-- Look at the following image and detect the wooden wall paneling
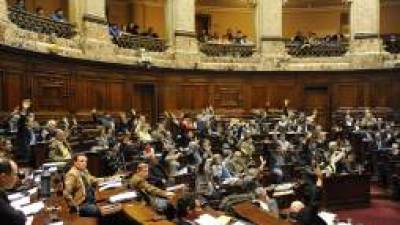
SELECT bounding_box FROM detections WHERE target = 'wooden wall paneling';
[74,77,90,111]
[250,85,268,109]
[332,83,361,109]
[180,84,209,110]
[268,82,297,109]
[0,46,400,123]
[370,78,392,107]
[0,70,4,111]
[107,81,125,112]
[132,83,157,124]
[4,71,22,111]
[392,80,400,110]
[304,86,330,128]
[88,79,107,111]
[213,84,243,109]
[31,73,70,112]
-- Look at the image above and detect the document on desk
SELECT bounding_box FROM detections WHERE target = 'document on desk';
[11,196,31,208]
[109,191,137,203]
[216,215,232,225]
[166,184,185,192]
[27,187,38,196]
[195,214,228,225]
[175,167,188,176]
[318,211,337,225]
[20,201,45,215]
[8,192,25,201]
[98,180,123,192]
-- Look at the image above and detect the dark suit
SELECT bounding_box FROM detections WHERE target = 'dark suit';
[295,205,327,225]
[0,189,26,225]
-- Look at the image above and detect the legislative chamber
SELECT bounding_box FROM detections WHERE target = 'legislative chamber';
[0,0,400,225]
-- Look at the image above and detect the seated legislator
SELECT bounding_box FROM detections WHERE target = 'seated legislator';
[175,194,203,225]
[49,129,72,162]
[130,163,175,212]
[253,187,279,217]
[63,153,120,217]
[0,158,26,225]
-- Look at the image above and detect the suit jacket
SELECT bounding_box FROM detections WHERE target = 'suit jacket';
[130,174,168,198]
[63,167,99,207]
[0,189,26,225]
[295,205,327,225]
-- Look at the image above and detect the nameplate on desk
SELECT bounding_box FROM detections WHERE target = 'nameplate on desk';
[109,191,137,203]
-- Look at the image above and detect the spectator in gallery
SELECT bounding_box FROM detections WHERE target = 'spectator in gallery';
[50,8,66,23]
[35,7,45,17]
[108,24,121,38]
[126,23,140,35]
[142,27,159,38]
[292,31,306,45]
[14,0,26,10]
[198,29,210,43]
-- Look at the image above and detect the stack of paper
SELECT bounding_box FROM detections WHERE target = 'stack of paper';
[216,215,232,225]
[195,214,222,225]
[8,192,25,201]
[195,214,232,225]
[176,167,188,176]
[20,201,45,215]
[109,191,137,203]
[11,196,31,209]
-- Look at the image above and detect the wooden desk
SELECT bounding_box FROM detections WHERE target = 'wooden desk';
[123,203,175,225]
[233,201,294,225]
[32,195,98,225]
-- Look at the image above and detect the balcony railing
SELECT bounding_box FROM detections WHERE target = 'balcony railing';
[286,41,349,57]
[8,7,76,39]
[199,42,255,57]
[113,33,167,52]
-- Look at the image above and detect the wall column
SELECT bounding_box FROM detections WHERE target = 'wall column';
[80,0,114,59]
[68,0,85,31]
[255,0,286,58]
[0,0,7,23]
[166,0,198,67]
[349,0,382,55]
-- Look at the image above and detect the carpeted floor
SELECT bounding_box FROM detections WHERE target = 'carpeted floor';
[335,186,400,225]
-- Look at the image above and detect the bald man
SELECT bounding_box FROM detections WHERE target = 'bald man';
[0,158,26,225]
